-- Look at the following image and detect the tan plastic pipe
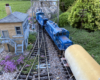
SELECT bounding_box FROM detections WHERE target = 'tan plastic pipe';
[65,44,100,80]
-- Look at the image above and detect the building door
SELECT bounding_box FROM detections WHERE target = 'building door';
[2,31,9,38]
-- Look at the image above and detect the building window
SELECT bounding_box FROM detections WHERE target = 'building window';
[15,27,21,34]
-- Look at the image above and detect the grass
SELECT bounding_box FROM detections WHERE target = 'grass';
[27,44,33,51]
[0,1,31,19]
[28,33,36,44]
[62,24,100,64]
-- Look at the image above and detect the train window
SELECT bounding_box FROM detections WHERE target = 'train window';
[59,33,62,36]
[44,20,47,24]
[63,33,66,35]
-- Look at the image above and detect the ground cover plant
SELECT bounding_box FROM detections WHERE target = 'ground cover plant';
[27,44,33,51]
[0,53,38,72]
[0,54,25,72]
[22,58,38,74]
[0,1,31,19]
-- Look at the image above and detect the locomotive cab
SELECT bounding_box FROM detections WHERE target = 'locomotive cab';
[36,11,48,28]
[57,31,73,50]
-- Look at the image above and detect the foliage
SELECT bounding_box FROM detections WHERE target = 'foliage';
[27,45,33,51]
[67,0,77,13]
[63,24,100,64]
[0,1,31,19]
[59,11,70,27]
[28,34,36,44]
[28,17,33,24]
[0,55,25,72]
[22,58,35,74]
[4,61,17,72]
[16,55,24,64]
[58,1,77,27]
[59,0,75,12]
[68,0,100,31]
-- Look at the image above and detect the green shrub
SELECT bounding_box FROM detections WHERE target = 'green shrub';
[58,1,77,27]
[67,0,77,13]
[68,0,100,31]
[28,34,36,44]
[29,32,37,36]
[59,11,70,27]
[59,0,75,12]
[27,45,33,51]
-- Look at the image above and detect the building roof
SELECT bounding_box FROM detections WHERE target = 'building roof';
[0,12,28,23]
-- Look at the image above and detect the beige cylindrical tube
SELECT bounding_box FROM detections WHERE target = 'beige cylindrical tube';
[65,44,100,80]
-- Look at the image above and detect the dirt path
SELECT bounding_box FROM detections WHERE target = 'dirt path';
[27,6,32,15]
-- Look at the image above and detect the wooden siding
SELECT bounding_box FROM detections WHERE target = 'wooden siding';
[4,44,9,51]
[0,22,23,38]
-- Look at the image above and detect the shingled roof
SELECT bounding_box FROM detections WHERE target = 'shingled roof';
[0,12,28,23]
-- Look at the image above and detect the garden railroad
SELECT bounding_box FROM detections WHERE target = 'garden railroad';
[14,24,52,80]
[35,1,100,79]
[45,31,75,80]
[32,1,75,80]
[0,0,100,80]
[35,24,52,80]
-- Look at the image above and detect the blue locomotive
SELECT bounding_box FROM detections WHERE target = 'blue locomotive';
[36,9,48,28]
[36,9,73,50]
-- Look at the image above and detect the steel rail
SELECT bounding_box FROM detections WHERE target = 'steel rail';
[38,26,45,80]
[43,30,50,80]
[38,25,41,80]
[16,24,43,80]
[15,37,38,80]
[25,24,41,80]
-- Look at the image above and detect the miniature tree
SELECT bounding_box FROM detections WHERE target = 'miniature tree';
[68,0,100,31]
[59,0,75,12]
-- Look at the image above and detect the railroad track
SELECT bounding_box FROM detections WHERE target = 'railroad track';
[14,24,52,80]
[35,24,53,80]
[45,31,76,80]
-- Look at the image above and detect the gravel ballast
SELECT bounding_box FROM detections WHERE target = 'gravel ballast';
[46,34,67,80]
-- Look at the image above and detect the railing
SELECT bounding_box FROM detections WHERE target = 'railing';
[22,40,24,54]
[0,38,9,43]
[9,39,16,47]
[0,37,17,54]
[15,43,17,54]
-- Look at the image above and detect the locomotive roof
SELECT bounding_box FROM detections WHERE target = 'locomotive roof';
[59,36,72,43]
[36,11,44,15]
[47,20,69,35]
[39,15,48,19]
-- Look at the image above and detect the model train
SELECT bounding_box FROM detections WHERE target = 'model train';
[36,9,73,51]
[36,9,100,80]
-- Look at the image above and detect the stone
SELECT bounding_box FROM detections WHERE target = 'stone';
[56,76,60,79]
[0,71,3,75]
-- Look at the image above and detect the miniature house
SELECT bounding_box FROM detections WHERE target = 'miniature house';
[0,4,30,54]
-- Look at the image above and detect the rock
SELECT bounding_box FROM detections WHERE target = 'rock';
[0,71,3,75]
[56,76,60,79]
